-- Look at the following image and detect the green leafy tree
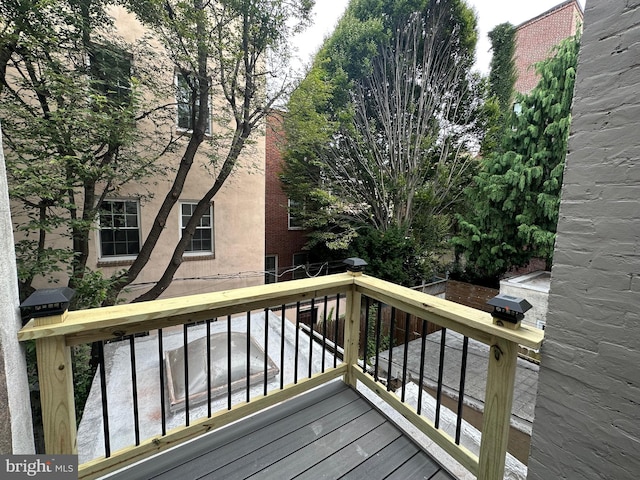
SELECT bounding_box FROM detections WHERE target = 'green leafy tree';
[2,1,313,303]
[347,226,432,285]
[453,34,580,281]
[481,22,516,156]
[281,0,480,279]
[0,0,166,300]
[110,0,313,303]
[488,22,517,114]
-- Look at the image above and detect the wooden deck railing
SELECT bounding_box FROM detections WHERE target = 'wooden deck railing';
[18,271,544,480]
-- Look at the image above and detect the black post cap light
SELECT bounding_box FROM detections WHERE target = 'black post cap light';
[20,287,75,323]
[487,294,532,326]
[343,257,368,273]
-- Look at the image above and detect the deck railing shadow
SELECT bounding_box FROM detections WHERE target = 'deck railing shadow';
[18,271,543,480]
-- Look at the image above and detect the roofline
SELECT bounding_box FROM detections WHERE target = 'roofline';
[516,0,584,30]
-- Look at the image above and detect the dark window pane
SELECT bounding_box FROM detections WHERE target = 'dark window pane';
[100,214,113,228]
[126,214,137,227]
[181,203,213,253]
[176,72,210,133]
[99,200,140,257]
[125,201,137,214]
[102,242,114,256]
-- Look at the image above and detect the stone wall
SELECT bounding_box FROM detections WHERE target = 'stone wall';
[527,2,640,479]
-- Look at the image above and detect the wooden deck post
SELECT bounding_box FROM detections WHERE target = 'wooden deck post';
[477,336,518,480]
[34,310,77,454]
[343,273,362,387]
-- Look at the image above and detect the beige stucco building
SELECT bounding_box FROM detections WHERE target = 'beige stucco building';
[11,6,266,301]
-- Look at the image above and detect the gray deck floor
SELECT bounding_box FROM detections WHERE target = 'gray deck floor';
[107,381,454,480]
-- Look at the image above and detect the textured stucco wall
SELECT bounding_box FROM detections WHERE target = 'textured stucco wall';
[12,7,267,300]
[527,2,640,479]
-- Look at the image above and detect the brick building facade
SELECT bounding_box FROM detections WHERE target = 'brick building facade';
[265,111,308,283]
[514,0,583,94]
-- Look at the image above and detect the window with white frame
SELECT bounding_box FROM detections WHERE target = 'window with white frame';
[99,200,140,258]
[288,199,303,230]
[176,71,210,134]
[265,255,277,284]
[180,202,214,254]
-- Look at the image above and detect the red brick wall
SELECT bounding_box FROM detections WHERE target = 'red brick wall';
[505,257,548,278]
[265,111,307,282]
[514,0,583,94]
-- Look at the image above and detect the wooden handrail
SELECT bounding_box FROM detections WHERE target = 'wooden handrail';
[18,273,355,346]
[19,272,544,480]
[354,275,544,349]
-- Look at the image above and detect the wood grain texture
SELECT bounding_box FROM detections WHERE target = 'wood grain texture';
[355,275,544,349]
[353,369,479,476]
[478,337,518,480]
[35,335,77,454]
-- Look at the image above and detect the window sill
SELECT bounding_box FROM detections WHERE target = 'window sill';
[97,258,136,267]
[182,253,215,262]
[176,127,212,138]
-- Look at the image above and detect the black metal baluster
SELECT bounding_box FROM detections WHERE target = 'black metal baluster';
[246,311,251,403]
[206,319,212,417]
[321,296,328,372]
[435,328,447,429]
[362,297,370,373]
[308,298,315,378]
[294,302,300,384]
[183,324,189,427]
[417,320,428,415]
[401,312,410,402]
[158,329,166,436]
[334,294,340,367]
[129,335,140,446]
[455,336,470,444]
[227,315,232,410]
[264,308,269,396]
[98,341,111,457]
[280,304,286,390]
[386,307,396,391]
[374,301,383,381]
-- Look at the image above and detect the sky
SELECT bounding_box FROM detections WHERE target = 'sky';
[291,0,585,75]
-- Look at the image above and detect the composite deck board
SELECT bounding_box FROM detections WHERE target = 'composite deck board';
[110,381,455,480]
[339,435,421,479]
[205,402,377,479]
[429,471,458,480]
[293,422,402,480]
[148,382,358,479]
[384,450,441,480]
[248,418,392,479]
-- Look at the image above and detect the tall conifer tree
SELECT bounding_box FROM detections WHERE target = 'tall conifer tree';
[453,34,580,280]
